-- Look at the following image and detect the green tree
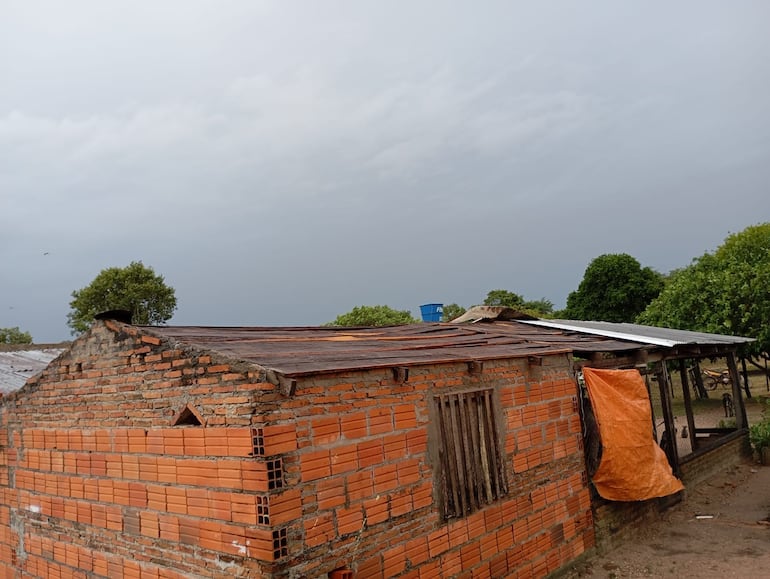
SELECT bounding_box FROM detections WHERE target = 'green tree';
[67,261,177,334]
[441,303,467,322]
[522,298,554,316]
[328,305,418,327]
[563,253,663,322]
[639,223,770,366]
[0,326,33,344]
[483,289,525,308]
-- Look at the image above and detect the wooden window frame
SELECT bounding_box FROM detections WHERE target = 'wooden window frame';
[434,387,507,519]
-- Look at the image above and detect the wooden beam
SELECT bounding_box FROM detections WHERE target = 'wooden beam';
[656,362,681,476]
[467,360,484,375]
[678,359,698,453]
[575,354,649,370]
[726,352,746,430]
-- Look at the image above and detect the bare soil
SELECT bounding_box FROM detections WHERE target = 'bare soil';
[561,458,770,578]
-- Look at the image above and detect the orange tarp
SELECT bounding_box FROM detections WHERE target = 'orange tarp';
[583,367,684,501]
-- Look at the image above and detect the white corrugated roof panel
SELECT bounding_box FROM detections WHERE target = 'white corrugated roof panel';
[0,348,64,395]
[520,319,754,348]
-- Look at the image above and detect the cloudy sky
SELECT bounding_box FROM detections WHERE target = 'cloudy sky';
[2,1,769,343]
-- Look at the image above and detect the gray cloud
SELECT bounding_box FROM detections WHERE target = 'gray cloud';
[2,1,769,341]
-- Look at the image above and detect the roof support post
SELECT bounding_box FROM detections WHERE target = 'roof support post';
[654,362,680,476]
[740,356,752,399]
[690,359,709,400]
[726,352,747,430]
[677,359,698,453]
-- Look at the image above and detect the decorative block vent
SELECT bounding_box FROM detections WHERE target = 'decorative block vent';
[251,428,265,456]
[257,495,269,525]
[172,403,204,426]
[272,528,288,559]
[267,458,283,490]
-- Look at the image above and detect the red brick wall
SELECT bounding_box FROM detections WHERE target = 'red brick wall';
[0,321,594,578]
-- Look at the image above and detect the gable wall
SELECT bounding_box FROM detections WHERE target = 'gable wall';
[0,321,594,578]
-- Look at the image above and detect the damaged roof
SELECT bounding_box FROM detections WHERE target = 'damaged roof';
[10,312,751,388]
[146,321,644,377]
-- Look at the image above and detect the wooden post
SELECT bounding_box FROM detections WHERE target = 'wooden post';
[692,359,708,399]
[656,362,680,475]
[726,352,747,430]
[679,360,698,453]
[644,372,657,441]
[740,357,752,399]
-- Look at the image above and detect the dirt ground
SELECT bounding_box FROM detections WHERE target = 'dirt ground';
[561,458,770,578]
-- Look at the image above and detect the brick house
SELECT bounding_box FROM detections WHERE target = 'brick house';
[0,318,596,578]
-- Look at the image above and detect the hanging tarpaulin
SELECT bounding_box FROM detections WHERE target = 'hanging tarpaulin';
[582,367,684,501]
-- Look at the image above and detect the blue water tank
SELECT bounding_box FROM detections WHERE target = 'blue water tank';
[419,303,444,322]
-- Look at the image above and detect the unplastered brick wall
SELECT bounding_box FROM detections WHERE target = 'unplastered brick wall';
[679,433,749,487]
[0,320,594,578]
[592,428,750,552]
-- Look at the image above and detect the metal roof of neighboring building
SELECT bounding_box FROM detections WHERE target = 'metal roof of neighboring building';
[0,347,65,395]
[519,319,754,348]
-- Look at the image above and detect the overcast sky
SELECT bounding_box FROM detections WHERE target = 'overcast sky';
[2,1,769,343]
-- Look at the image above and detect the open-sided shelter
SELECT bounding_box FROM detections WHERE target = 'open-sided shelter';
[454,307,755,547]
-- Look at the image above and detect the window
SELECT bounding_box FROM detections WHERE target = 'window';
[434,388,507,519]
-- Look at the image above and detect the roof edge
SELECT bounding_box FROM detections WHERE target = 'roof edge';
[520,319,755,348]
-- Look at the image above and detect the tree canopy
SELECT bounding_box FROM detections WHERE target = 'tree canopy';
[327,305,418,327]
[638,223,770,361]
[483,289,525,308]
[521,298,554,316]
[563,253,663,322]
[67,261,177,334]
[441,303,467,322]
[0,327,33,345]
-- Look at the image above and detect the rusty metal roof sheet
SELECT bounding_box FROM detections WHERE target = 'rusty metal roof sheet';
[146,322,643,377]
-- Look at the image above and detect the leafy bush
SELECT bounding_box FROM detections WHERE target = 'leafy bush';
[327,305,417,326]
[0,327,32,344]
[717,418,736,429]
[749,398,770,452]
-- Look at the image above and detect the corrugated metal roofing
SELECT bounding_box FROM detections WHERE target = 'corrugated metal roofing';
[147,322,643,377]
[0,348,64,394]
[520,319,754,348]
[3,319,748,387]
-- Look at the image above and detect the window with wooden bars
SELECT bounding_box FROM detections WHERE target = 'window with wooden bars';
[434,388,507,519]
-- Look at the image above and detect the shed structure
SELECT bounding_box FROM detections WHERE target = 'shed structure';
[0,314,753,577]
[455,309,755,549]
[0,319,596,578]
